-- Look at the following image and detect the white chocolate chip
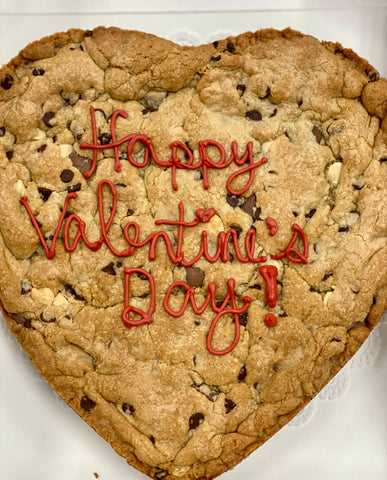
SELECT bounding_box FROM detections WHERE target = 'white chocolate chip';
[14,179,26,196]
[171,466,190,477]
[59,144,73,158]
[327,162,342,185]
[323,291,333,307]
[30,287,54,305]
[208,214,223,232]
[52,292,69,309]
[261,141,273,154]
[33,129,47,141]
[347,211,360,226]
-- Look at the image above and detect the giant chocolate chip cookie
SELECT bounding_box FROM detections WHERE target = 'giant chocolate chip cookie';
[0,27,386,480]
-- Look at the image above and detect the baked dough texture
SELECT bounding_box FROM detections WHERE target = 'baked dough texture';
[0,27,386,479]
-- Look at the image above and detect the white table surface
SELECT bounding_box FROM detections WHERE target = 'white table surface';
[0,2,386,480]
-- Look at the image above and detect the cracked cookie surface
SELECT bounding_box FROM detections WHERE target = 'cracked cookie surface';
[0,27,386,480]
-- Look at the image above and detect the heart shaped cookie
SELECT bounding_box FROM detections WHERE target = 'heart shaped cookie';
[0,27,386,480]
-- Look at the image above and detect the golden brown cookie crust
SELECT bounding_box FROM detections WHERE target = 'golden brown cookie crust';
[0,27,386,480]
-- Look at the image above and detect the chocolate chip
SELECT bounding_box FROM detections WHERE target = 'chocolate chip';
[185,266,204,288]
[212,41,219,48]
[366,70,379,82]
[116,261,122,268]
[63,284,85,301]
[246,110,262,121]
[225,398,236,414]
[230,225,242,239]
[238,365,247,381]
[1,73,14,90]
[279,312,288,318]
[84,30,93,37]
[32,68,45,76]
[210,55,221,62]
[259,87,271,99]
[240,194,256,218]
[305,208,316,218]
[236,84,246,96]
[6,151,13,160]
[322,272,333,281]
[250,283,262,290]
[61,91,81,105]
[60,169,74,183]
[12,313,32,328]
[238,312,248,326]
[40,312,56,323]
[334,47,344,54]
[254,207,262,221]
[37,144,47,153]
[226,194,240,208]
[21,279,32,295]
[192,383,219,402]
[380,157,387,163]
[189,412,205,430]
[269,108,278,118]
[154,468,168,479]
[67,183,81,193]
[216,299,226,308]
[226,42,236,53]
[137,271,148,281]
[312,126,323,144]
[126,209,134,216]
[93,109,107,122]
[80,395,96,411]
[43,111,55,128]
[102,262,116,276]
[291,209,299,218]
[122,403,135,414]
[297,99,303,107]
[38,187,53,202]
[98,132,112,145]
[339,226,349,233]
[69,151,93,175]
[0,127,5,137]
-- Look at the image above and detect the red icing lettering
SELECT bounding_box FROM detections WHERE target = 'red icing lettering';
[264,313,277,327]
[79,106,267,194]
[272,223,309,264]
[259,265,279,327]
[122,268,155,327]
[265,217,278,236]
[19,106,312,355]
[164,278,251,356]
[20,192,77,259]
[259,265,278,308]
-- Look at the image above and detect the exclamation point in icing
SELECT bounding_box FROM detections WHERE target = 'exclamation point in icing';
[258,265,278,327]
